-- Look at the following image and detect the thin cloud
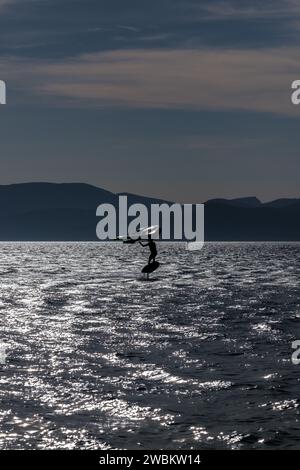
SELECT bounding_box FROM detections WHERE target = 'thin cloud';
[0,0,37,14]
[0,0,15,9]
[199,0,300,20]
[37,48,300,116]
[3,47,300,116]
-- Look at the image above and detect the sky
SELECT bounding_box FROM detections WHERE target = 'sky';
[0,0,300,202]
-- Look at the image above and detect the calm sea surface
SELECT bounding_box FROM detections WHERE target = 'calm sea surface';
[0,242,299,449]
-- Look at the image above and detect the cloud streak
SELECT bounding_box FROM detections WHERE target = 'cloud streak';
[198,0,300,20]
[1,1,300,61]
[3,46,297,116]
[0,0,23,11]
[0,0,13,9]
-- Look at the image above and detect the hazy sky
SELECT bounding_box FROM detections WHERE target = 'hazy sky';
[0,0,300,202]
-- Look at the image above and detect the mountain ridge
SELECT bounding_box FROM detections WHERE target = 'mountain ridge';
[0,182,299,240]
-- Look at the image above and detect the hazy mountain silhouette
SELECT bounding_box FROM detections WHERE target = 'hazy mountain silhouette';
[0,182,118,215]
[263,198,300,209]
[206,197,261,208]
[0,183,299,241]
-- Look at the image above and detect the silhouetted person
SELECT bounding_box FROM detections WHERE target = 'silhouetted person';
[139,235,157,264]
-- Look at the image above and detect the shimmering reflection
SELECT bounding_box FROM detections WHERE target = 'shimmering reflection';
[0,242,300,449]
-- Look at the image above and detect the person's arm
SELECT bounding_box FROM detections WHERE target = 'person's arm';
[123,235,141,244]
[139,241,149,247]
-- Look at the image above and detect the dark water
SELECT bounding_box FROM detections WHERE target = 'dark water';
[0,242,299,450]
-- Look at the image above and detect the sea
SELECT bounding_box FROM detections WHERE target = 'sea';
[0,242,299,450]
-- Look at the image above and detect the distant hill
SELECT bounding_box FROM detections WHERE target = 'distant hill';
[0,183,299,241]
[118,192,173,207]
[206,197,261,208]
[0,182,118,215]
[263,198,300,209]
